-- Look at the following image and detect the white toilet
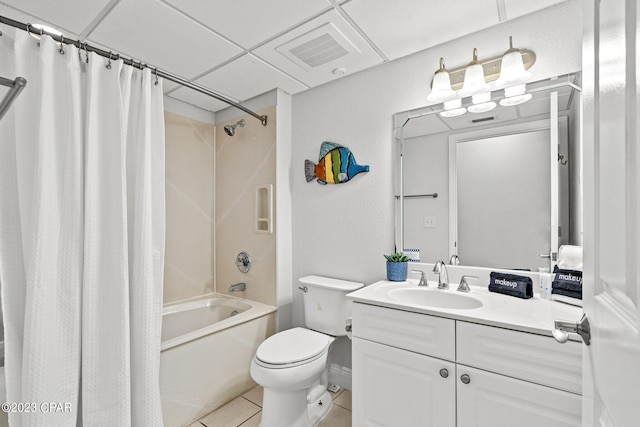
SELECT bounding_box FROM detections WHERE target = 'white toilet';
[250,275,363,427]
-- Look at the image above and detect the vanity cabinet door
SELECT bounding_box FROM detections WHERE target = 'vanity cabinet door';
[456,365,581,427]
[352,337,455,427]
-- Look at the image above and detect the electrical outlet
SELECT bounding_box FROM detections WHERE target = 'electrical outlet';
[423,216,436,228]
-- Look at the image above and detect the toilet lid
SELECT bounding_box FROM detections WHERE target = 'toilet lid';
[256,327,332,366]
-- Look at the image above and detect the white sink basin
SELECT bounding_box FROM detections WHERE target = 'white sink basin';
[388,287,483,310]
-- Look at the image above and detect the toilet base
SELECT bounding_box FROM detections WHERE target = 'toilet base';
[307,389,333,426]
[259,388,332,427]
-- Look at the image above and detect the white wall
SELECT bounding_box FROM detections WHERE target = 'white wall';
[291,0,582,372]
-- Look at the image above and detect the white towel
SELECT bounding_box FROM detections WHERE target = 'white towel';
[557,245,583,270]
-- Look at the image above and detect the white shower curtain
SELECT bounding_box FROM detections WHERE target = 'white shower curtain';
[0,30,165,427]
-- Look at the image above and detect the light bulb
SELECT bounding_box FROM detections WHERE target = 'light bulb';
[468,92,496,113]
[440,99,466,117]
[499,84,533,106]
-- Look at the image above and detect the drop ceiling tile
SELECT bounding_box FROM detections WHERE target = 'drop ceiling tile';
[253,10,383,87]
[196,54,307,101]
[163,0,330,49]
[342,0,500,61]
[162,79,182,94]
[168,86,237,112]
[0,0,111,35]
[88,0,242,78]
[503,0,567,20]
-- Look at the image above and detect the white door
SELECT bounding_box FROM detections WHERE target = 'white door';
[582,0,640,425]
[456,366,581,427]
[352,337,455,427]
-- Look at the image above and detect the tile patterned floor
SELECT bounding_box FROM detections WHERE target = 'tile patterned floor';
[190,385,352,427]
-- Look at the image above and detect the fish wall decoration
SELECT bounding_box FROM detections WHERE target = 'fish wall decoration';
[305,141,370,185]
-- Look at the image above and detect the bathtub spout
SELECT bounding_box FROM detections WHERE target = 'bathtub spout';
[229,282,246,293]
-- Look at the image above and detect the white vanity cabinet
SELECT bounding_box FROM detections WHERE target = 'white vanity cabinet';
[351,302,582,427]
[351,303,457,426]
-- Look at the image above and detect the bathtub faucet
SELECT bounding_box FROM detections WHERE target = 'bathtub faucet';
[229,282,247,293]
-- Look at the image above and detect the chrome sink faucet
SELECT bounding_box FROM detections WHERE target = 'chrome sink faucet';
[411,270,428,286]
[229,282,246,292]
[432,261,449,289]
[457,275,478,293]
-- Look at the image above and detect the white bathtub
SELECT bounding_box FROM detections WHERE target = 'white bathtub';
[160,294,276,427]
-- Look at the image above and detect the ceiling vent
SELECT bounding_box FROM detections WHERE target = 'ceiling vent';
[288,33,349,68]
[276,22,358,71]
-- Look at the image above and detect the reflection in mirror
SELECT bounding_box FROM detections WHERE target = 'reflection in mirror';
[394,74,582,271]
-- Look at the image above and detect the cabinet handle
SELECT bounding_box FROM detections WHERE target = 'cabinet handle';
[460,374,471,384]
[439,368,449,378]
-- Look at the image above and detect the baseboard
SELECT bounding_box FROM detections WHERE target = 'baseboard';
[329,363,352,391]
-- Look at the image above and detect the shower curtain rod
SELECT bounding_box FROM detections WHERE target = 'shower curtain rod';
[0,76,26,120]
[0,15,268,126]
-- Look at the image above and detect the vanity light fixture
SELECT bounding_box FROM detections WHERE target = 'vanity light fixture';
[428,37,535,117]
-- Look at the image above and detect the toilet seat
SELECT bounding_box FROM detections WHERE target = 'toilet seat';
[255,327,332,369]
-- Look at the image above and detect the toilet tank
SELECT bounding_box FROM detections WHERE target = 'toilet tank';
[299,275,364,336]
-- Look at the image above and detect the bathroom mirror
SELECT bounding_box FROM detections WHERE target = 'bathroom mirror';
[394,74,582,271]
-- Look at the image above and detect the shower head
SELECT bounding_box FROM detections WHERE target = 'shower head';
[224,119,245,137]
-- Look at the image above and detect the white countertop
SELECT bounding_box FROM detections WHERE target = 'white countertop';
[347,279,584,341]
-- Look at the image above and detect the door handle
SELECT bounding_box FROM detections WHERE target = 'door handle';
[553,314,590,345]
[539,251,558,261]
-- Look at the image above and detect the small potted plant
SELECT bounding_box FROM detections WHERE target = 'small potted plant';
[384,252,410,281]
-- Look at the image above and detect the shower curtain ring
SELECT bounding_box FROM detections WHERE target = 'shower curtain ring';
[58,35,65,55]
[154,68,159,86]
[106,51,113,69]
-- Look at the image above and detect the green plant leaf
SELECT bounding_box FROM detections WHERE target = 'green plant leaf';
[384,252,410,262]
